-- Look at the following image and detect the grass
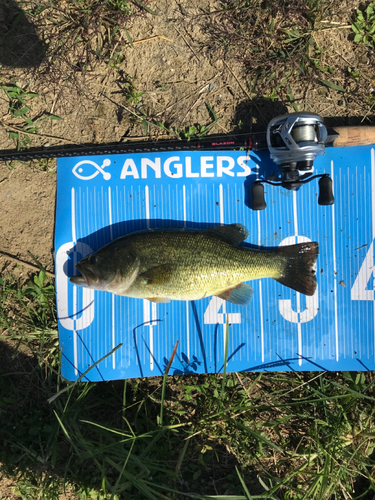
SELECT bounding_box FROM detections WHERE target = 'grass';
[203,0,375,116]
[1,0,375,498]
[9,0,149,91]
[204,0,333,95]
[1,270,375,499]
[352,2,375,48]
[0,81,62,150]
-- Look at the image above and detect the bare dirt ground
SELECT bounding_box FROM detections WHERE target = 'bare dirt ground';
[1,0,375,496]
[0,0,249,275]
[0,477,20,500]
[1,0,373,277]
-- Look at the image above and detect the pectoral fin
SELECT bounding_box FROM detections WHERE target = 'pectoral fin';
[139,264,174,286]
[216,283,254,305]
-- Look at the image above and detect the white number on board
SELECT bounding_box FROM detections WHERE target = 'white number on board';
[56,241,95,331]
[204,296,241,325]
[351,242,374,301]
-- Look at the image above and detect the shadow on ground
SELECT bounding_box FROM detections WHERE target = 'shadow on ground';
[233,98,375,130]
[0,337,264,497]
[0,0,45,68]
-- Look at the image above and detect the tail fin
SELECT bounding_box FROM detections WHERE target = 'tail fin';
[275,242,319,296]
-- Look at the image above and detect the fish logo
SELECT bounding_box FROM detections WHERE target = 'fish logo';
[72,159,111,181]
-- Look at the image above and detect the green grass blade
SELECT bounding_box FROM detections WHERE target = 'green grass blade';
[131,0,157,15]
[319,79,347,92]
[124,27,134,47]
[48,343,123,403]
[221,315,229,402]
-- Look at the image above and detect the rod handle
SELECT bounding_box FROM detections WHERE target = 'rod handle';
[332,126,375,147]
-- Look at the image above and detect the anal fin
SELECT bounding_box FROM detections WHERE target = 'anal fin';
[146,297,171,303]
[216,283,253,305]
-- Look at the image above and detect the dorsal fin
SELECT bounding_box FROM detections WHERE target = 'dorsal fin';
[207,223,249,245]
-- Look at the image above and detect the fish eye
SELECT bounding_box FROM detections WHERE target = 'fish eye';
[89,255,97,265]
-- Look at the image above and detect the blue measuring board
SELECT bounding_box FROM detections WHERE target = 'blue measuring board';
[55,146,375,381]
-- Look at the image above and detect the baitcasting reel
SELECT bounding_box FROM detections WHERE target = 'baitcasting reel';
[251,112,335,210]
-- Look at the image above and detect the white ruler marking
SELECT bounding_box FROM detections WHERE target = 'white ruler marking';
[71,187,78,375]
[219,184,227,349]
[112,296,116,370]
[183,184,187,226]
[143,185,153,370]
[293,190,302,366]
[108,186,116,369]
[372,149,375,361]
[73,283,78,376]
[257,204,264,363]
[71,187,76,243]
[183,184,190,358]
[145,185,150,228]
[330,160,339,362]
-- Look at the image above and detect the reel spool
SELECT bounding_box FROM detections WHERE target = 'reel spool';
[251,112,334,210]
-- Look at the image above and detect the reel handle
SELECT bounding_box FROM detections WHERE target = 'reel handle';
[318,175,334,206]
[250,182,267,210]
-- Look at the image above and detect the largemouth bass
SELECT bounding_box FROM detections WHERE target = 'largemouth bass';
[70,224,318,305]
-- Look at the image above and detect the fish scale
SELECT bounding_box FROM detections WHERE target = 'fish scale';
[117,230,266,298]
[71,224,319,305]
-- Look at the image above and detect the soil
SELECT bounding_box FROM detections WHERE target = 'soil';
[1,0,375,496]
[0,0,373,271]
[0,476,20,500]
[1,0,373,276]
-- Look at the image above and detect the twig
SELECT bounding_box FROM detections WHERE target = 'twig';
[222,61,267,125]
[282,372,325,398]
[159,340,179,427]
[164,340,179,375]
[321,20,347,24]
[0,250,55,277]
[133,35,173,45]
[193,7,236,18]
[0,121,77,144]
[213,119,229,135]
[235,372,252,399]
[122,133,172,141]
[153,73,221,117]
[223,60,252,101]
[175,26,200,62]
[179,95,205,125]
[320,24,351,30]
[50,94,58,115]
[334,49,375,84]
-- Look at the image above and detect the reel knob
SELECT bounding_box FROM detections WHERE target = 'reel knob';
[318,175,334,205]
[250,182,267,210]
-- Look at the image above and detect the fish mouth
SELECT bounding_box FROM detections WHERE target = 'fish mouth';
[70,261,99,288]
[69,275,90,287]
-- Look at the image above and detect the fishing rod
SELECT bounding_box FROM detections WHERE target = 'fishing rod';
[1,112,375,209]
